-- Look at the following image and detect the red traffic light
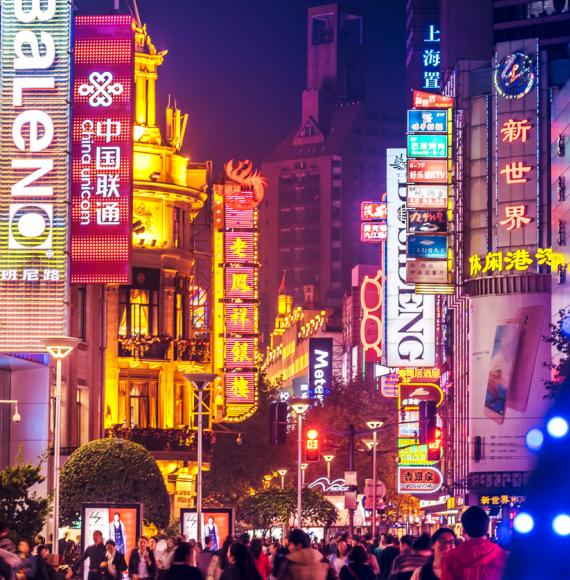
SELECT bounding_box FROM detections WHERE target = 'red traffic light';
[305,428,320,462]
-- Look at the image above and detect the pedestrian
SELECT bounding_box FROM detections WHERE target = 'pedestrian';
[33,545,56,580]
[329,541,348,576]
[164,543,201,580]
[206,537,232,580]
[339,545,375,580]
[378,535,400,580]
[128,537,156,580]
[440,506,507,580]
[220,542,262,580]
[15,539,36,580]
[389,534,432,580]
[251,539,271,580]
[155,537,176,580]
[69,531,107,580]
[0,523,15,554]
[197,537,215,577]
[411,528,456,580]
[277,529,335,580]
[100,540,128,580]
[237,534,250,547]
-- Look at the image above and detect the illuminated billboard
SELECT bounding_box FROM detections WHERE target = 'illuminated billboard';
[407,110,447,133]
[361,201,387,221]
[407,134,448,159]
[407,159,448,184]
[309,338,333,402]
[71,16,135,284]
[407,185,448,209]
[406,260,449,284]
[412,90,454,109]
[407,209,447,233]
[0,0,72,351]
[407,235,448,260]
[360,222,387,242]
[386,150,435,368]
[360,270,383,363]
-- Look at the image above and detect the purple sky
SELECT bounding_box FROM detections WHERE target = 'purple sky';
[77,0,406,175]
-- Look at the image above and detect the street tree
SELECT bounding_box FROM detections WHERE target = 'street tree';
[237,489,337,535]
[60,438,169,528]
[0,451,49,541]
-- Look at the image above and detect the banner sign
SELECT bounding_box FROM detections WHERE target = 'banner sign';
[412,90,454,109]
[407,235,448,259]
[407,159,448,184]
[71,15,135,283]
[407,260,449,284]
[407,209,447,233]
[407,110,447,133]
[0,0,72,351]
[407,134,448,159]
[309,337,333,402]
[407,185,448,209]
[398,466,443,494]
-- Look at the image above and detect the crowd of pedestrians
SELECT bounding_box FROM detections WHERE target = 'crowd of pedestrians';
[0,506,508,580]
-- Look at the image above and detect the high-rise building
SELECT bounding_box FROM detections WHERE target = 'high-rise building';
[261,3,403,337]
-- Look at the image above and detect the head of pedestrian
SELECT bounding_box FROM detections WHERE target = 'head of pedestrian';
[461,506,490,539]
[412,534,432,555]
[37,545,49,559]
[287,529,311,552]
[337,541,348,558]
[93,531,103,545]
[138,536,148,552]
[348,545,368,565]
[172,542,192,565]
[430,528,456,561]
[18,539,32,555]
[105,540,116,555]
[400,535,414,553]
[237,532,250,546]
[228,542,259,576]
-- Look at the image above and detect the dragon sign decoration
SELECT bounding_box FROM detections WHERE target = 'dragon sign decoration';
[223,159,267,210]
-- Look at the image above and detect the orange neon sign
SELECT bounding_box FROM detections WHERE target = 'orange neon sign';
[500,161,532,184]
[499,205,532,230]
[500,119,532,143]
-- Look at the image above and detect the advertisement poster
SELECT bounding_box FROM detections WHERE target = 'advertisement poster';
[407,134,448,159]
[407,110,447,133]
[407,185,448,209]
[407,209,447,233]
[407,235,448,259]
[469,293,551,473]
[181,509,233,548]
[386,149,436,368]
[407,160,448,184]
[82,503,141,578]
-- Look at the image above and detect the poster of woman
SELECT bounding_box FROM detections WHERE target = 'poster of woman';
[180,509,233,546]
[109,512,127,555]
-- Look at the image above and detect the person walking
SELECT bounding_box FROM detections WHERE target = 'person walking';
[411,528,456,580]
[70,531,107,580]
[100,540,128,580]
[206,537,232,580]
[220,543,262,580]
[34,545,56,580]
[389,534,432,580]
[128,537,156,580]
[15,540,36,580]
[251,539,271,580]
[339,545,375,580]
[0,523,16,554]
[378,535,400,580]
[165,543,201,580]
[155,537,176,580]
[440,507,507,580]
[277,530,335,580]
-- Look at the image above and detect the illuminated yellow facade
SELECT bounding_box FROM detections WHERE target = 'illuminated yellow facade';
[102,23,217,505]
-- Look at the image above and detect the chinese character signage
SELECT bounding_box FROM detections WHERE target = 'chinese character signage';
[478,494,525,507]
[407,209,447,233]
[468,247,565,277]
[360,222,387,242]
[213,160,263,422]
[407,185,448,209]
[407,260,449,284]
[407,110,447,133]
[422,24,440,90]
[407,160,448,184]
[71,16,135,284]
[407,235,448,259]
[309,337,333,402]
[407,134,448,159]
[398,466,443,494]
[0,0,72,351]
[412,90,454,109]
[361,201,387,221]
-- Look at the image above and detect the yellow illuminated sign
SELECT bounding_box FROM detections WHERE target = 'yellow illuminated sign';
[468,247,565,277]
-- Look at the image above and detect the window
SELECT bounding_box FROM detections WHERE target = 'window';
[173,207,182,248]
[118,377,158,427]
[119,288,159,335]
[312,14,335,44]
[174,382,185,426]
[75,286,87,340]
[77,387,89,446]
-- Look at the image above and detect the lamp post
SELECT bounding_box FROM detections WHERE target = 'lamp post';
[41,337,80,555]
[322,454,335,480]
[289,398,311,529]
[300,463,308,486]
[366,420,384,538]
[277,468,288,490]
[184,373,217,544]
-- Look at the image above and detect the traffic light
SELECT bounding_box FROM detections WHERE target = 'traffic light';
[419,400,438,446]
[269,401,288,445]
[305,428,320,462]
[427,426,442,461]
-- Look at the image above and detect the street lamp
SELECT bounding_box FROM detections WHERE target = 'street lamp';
[277,468,288,489]
[41,336,80,555]
[322,454,335,480]
[0,400,21,423]
[300,463,308,486]
[366,420,384,538]
[184,373,217,544]
[290,398,311,529]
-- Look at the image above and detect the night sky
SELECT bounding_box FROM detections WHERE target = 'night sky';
[77,0,406,175]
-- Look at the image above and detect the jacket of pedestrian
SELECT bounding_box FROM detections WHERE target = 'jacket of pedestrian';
[277,548,336,580]
[128,548,156,579]
[440,538,507,580]
[339,562,376,580]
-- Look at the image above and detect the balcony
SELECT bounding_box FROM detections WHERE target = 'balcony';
[173,338,211,363]
[118,334,172,360]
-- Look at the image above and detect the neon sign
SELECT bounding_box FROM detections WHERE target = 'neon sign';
[494,52,535,100]
[361,222,387,242]
[71,15,135,284]
[407,159,448,184]
[407,134,448,159]
[422,24,440,90]
[0,0,72,351]
[501,118,532,143]
[360,270,383,361]
[468,247,566,277]
[499,205,532,230]
[412,91,454,110]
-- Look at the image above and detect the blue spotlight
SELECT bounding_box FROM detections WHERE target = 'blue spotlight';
[561,315,570,339]
[552,514,570,536]
[513,512,534,534]
[525,428,544,451]
[546,416,569,439]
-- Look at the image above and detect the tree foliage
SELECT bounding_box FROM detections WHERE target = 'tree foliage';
[0,452,49,541]
[545,309,570,397]
[60,438,169,528]
[237,489,337,532]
